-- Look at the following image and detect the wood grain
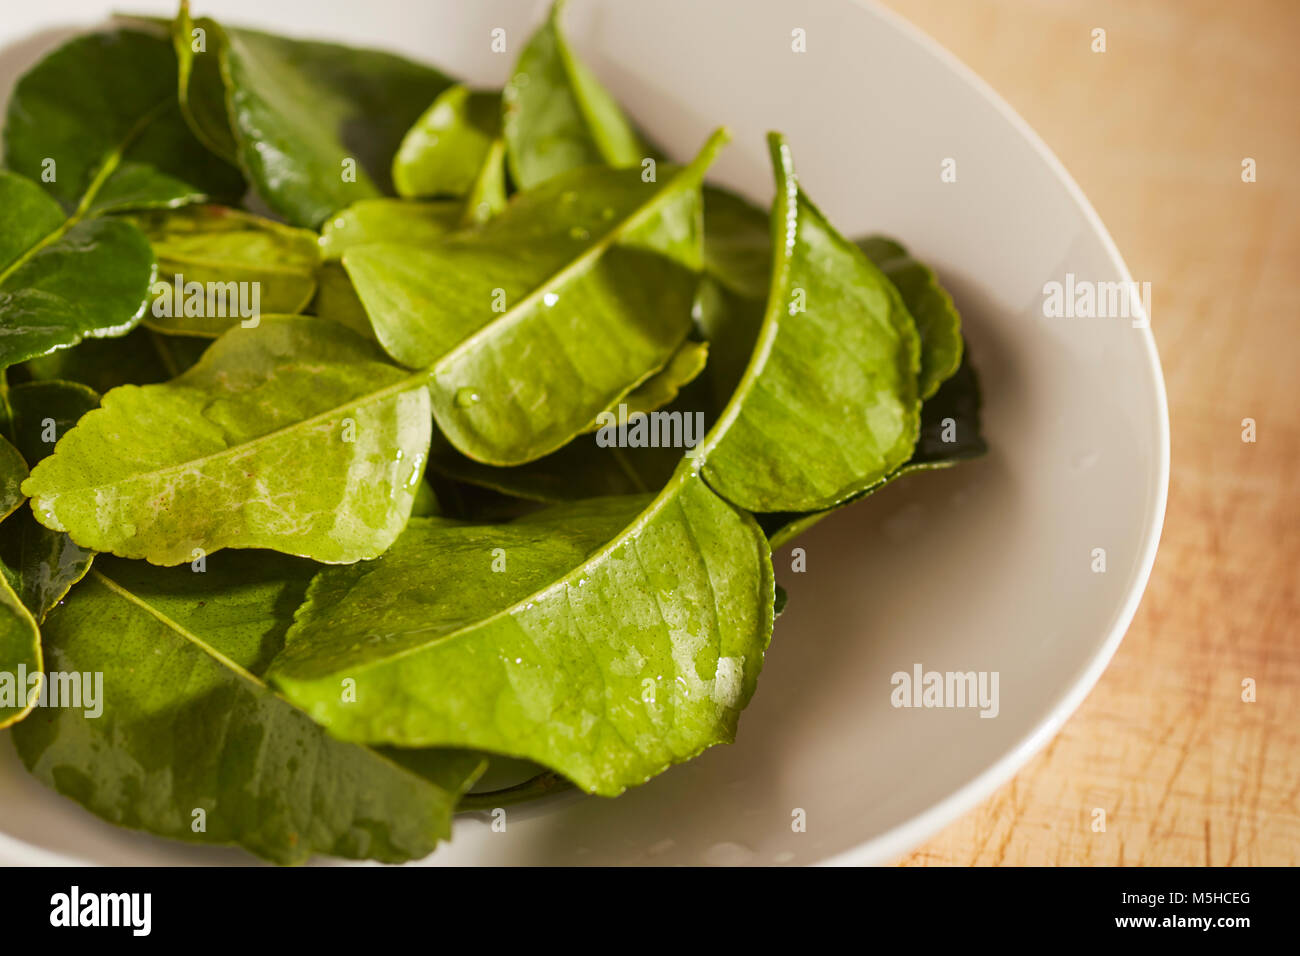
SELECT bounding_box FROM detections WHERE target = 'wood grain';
[876,0,1300,866]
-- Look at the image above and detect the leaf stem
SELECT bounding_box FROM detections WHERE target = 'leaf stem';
[456,771,574,812]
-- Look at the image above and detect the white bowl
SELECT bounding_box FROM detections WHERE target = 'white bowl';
[0,0,1168,866]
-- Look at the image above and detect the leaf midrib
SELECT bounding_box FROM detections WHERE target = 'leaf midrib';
[0,97,172,288]
[48,362,431,497]
[693,134,795,463]
[275,470,688,681]
[429,128,728,379]
[90,567,462,791]
[94,569,264,687]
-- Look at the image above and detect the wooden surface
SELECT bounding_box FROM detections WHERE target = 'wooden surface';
[876,0,1300,866]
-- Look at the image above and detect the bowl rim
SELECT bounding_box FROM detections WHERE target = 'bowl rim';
[817,0,1171,867]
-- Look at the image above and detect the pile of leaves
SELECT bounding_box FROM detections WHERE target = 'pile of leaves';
[0,1,985,863]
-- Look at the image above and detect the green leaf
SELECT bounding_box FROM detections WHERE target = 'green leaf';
[595,339,709,424]
[393,85,502,199]
[4,380,100,468]
[123,205,320,337]
[902,342,986,468]
[0,434,26,523]
[0,571,41,729]
[3,29,243,214]
[0,513,95,623]
[313,197,483,344]
[344,129,727,466]
[857,236,963,400]
[0,397,45,727]
[0,171,156,370]
[23,318,432,566]
[752,231,982,549]
[0,381,100,621]
[319,199,462,260]
[308,263,377,340]
[269,466,774,796]
[763,347,987,548]
[212,20,454,227]
[172,1,240,161]
[693,134,921,512]
[504,0,645,189]
[697,194,963,410]
[10,554,485,863]
[461,138,508,226]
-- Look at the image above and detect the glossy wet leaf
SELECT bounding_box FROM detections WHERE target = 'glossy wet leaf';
[3,29,243,214]
[124,205,320,336]
[0,435,26,522]
[0,171,156,370]
[214,21,453,227]
[0,381,100,620]
[394,85,502,199]
[858,236,963,400]
[4,380,100,468]
[269,467,774,795]
[10,554,485,863]
[0,571,41,728]
[694,134,921,512]
[764,348,987,548]
[0,513,95,624]
[23,318,432,565]
[504,0,645,189]
[345,129,726,466]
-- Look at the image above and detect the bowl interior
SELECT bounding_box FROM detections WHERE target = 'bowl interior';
[0,0,1167,865]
